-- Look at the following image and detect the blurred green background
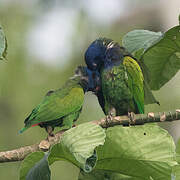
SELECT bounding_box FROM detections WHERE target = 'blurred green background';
[0,0,180,179]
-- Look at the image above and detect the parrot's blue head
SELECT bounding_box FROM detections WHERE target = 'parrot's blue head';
[85,38,113,71]
[85,38,126,70]
[75,66,101,93]
[104,45,124,69]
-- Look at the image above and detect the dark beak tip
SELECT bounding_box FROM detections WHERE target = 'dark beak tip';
[95,86,100,92]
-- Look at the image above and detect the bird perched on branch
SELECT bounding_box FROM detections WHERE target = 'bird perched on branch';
[85,38,158,117]
[19,66,100,136]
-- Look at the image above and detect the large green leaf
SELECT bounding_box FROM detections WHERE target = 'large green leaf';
[172,165,180,180]
[79,170,143,180]
[175,140,180,179]
[122,26,180,90]
[176,139,180,164]
[19,123,105,180]
[0,26,7,60]
[19,124,177,179]
[143,26,180,90]
[48,122,106,172]
[94,124,177,179]
[19,152,51,180]
[122,30,163,53]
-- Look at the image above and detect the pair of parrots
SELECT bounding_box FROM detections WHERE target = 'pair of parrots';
[20,38,158,135]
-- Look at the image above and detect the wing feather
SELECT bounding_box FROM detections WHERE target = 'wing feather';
[123,56,144,113]
[25,86,84,126]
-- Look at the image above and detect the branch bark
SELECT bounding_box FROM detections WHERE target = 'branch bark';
[1,109,180,163]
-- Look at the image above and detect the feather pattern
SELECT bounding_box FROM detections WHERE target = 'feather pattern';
[123,56,144,113]
[19,74,86,133]
[101,42,144,115]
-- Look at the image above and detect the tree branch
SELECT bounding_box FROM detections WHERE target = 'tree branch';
[0,130,66,163]
[1,109,180,163]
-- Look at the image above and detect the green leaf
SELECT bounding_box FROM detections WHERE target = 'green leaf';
[48,122,106,172]
[143,25,180,90]
[123,26,180,90]
[143,80,159,105]
[133,49,159,105]
[79,170,144,180]
[19,152,51,180]
[94,124,177,179]
[176,139,180,163]
[0,26,7,60]
[172,165,180,180]
[122,30,163,53]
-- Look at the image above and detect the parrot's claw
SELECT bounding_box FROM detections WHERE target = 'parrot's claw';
[105,107,116,128]
[105,115,113,128]
[46,126,54,141]
[128,112,136,126]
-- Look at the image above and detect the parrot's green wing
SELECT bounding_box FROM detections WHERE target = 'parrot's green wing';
[123,56,144,114]
[25,86,84,127]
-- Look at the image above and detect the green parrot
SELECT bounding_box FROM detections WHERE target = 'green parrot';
[19,66,100,136]
[85,38,158,116]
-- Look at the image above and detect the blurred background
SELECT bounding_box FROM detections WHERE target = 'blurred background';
[0,0,180,179]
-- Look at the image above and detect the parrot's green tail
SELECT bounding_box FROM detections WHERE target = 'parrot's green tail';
[136,101,144,114]
[19,127,28,134]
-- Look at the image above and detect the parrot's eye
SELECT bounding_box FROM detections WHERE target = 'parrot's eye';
[92,63,97,68]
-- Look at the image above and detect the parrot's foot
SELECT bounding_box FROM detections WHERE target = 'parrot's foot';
[128,112,136,126]
[105,115,113,128]
[45,126,54,141]
[105,107,116,128]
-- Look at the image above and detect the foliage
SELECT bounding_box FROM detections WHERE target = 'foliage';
[20,123,106,179]
[48,122,106,172]
[20,152,50,180]
[122,26,180,90]
[79,170,142,180]
[80,124,177,180]
[20,123,180,180]
[122,30,163,53]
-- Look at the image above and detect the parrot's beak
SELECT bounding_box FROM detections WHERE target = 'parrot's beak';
[93,86,100,94]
